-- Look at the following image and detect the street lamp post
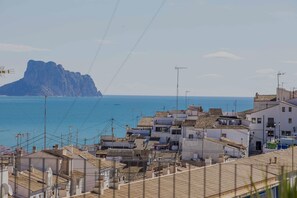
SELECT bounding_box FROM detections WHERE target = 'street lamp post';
[174,67,187,153]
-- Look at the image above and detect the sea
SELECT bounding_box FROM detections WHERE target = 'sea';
[0,95,253,149]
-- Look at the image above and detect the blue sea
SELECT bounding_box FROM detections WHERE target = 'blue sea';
[0,95,253,148]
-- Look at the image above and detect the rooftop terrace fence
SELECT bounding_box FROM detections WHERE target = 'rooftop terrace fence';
[0,150,296,198]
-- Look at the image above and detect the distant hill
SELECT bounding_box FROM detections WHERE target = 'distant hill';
[0,60,102,96]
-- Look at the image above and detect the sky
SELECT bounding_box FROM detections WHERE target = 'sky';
[0,0,297,97]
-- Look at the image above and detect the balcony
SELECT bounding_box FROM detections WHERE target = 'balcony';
[266,123,276,128]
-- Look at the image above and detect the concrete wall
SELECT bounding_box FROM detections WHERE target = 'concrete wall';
[277,88,293,101]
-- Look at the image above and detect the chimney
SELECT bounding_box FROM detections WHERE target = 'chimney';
[16,148,23,157]
[53,144,59,150]
[32,146,37,153]
[29,165,35,173]
[15,148,23,171]
[13,167,20,177]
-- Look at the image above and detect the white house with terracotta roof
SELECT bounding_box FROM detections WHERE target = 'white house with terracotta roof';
[19,145,124,196]
[8,167,68,198]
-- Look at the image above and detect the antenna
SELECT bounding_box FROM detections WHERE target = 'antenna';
[44,95,47,150]
[68,125,72,145]
[111,118,114,148]
[175,66,187,115]
[277,72,285,89]
[234,100,237,114]
[76,129,79,148]
[185,90,190,109]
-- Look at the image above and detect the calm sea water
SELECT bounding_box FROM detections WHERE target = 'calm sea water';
[0,95,253,148]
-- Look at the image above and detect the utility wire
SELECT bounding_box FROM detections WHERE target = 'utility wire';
[10,133,44,150]
[52,0,121,135]
[78,0,167,130]
[88,0,121,74]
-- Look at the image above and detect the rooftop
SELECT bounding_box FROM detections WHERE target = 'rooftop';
[155,111,169,117]
[9,168,67,192]
[72,147,297,198]
[208,108,223,116]
[195,115,248,129]
[137,117,153,127]
[254,93,277,102]
[64,146,124,169]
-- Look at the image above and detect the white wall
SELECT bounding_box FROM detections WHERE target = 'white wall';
[182,138,224,162]
[183,127,249,147]
[71,157,112,193]
[0,167,9,198]
[247,102,297,152]
[20,152,62,174]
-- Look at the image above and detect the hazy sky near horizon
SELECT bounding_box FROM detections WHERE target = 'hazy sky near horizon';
[0,0,297,97]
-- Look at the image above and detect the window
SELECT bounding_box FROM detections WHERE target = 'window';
[188,134,194,139]
[282,131,291,136]
[256,141,262,150]
[289,107,292,112]
[289,118,292,124]
[257,118,262,124]
[252,118,256,123]
[171,129,181,135]
[155,127,169,132]
[282,107,285,112]
[267,118,275,127]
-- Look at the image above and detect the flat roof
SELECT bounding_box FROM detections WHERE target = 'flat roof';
[254,94,277,102]
[137,117,153,127]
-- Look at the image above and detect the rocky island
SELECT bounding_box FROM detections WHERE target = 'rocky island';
[0,60,102,96]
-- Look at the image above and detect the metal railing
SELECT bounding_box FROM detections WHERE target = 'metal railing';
[0,154,296,198]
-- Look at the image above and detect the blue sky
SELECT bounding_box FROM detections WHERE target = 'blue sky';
[0,0,297,96]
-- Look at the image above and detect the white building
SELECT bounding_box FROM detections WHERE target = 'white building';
[151,109,199,151]
[181,115,249,162]
[182,137,225,163]
[20,146,124,196]
[8,167,68,198]
[0,166,12,198]
[246,101,297,153]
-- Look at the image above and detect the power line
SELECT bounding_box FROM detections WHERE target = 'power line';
[78,0,167,130]
[52,0,121,135]
[88,0,121,74]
